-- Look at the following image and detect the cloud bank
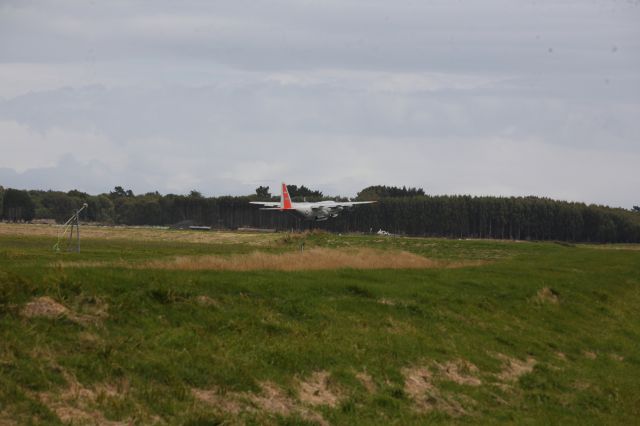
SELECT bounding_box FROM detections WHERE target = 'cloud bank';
[0,0,638,206]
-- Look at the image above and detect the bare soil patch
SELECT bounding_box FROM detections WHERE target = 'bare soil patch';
[250,382,329,426]
[192,381,328,425]
[401,365,470,416]
[583,351,597,360]
[402,366,436,401]
[194,295,219,307]
[495,354,537,382]
[21,297,68,319]
[297,371,342,407]
[434,360,482,386]
[36,370,130,425]
[535,287,559,304]
[356,372,376,393]
[75,297,110,324]
[191,388,243,415]
[21,296,107,325]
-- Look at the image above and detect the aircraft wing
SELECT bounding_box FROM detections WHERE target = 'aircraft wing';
[311,201,376,211]
[334,201,377,207]
[249,201,280,207]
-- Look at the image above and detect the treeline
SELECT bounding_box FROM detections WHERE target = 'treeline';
[1,185,639,243]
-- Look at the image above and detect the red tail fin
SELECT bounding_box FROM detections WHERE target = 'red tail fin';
[281,182,292,209]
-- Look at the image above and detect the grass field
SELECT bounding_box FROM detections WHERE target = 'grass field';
[1,224,639,425]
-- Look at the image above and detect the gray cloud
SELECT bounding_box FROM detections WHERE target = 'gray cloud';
[0,0,639,207]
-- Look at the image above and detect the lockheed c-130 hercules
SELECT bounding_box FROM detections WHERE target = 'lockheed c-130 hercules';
[250,183,376,222]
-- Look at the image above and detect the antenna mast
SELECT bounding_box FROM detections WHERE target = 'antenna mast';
[53,203,88,253]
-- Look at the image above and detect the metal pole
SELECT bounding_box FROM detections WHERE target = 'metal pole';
[68,216,74,252]
[76,214,80,252]
[77,203,87,253]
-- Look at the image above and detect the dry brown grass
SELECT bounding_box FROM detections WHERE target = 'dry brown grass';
[578,243,640,251]
[297,371,342,407]
[34,369,131,426]
[21,296,109,326]
[401,365,471,416]
[57,247,485,271]
[21,297,69,319]
[434,360,482,386]
[495,353,537,382]
[192,380,329,425]
[355,372,376,393]
[124,248,481,271]
[400,358,484,416]
[535,287,560,304]
[0,223,279,245]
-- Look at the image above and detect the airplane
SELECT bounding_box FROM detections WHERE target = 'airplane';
[250,182,376,221]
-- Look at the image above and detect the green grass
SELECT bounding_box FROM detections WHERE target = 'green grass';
[1,228,639,424]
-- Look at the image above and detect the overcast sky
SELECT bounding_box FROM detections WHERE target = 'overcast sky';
[0,0,638,207]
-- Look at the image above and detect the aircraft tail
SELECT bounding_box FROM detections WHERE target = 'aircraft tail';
[280,182,292,209]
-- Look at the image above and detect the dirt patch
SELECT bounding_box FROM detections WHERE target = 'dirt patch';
[495,354,537,382]
[609,353,624,361]
[356,372,376,393]
[401,366,469,416]
[402,366,436,400]
[535,287,559,304]
[378,298,396,306]
[192,382,328,425]
[297,371,341,407]
[583,351,597,360]
[36,370,130,425]
[246,382,295,415]
[21,297,68,319]
[21,297,107,326]
[251,382,328,426]
[79,297,109,318]
[434,360,482,386]
[191,388,243,414]
[194,295,219,307]
[73,297,110,325]
[555,352,567,361]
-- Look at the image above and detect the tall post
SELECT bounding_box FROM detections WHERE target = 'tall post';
[76,214,80,252]
[68,217,74,251]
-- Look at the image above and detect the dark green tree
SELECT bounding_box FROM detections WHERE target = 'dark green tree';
[86,195,115,223]
[255,186,271,199]
[287,185,323,201]
[356,185,425,200]
[40,191,80,223]
[2,189,35,222]
[110,186,134,198]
